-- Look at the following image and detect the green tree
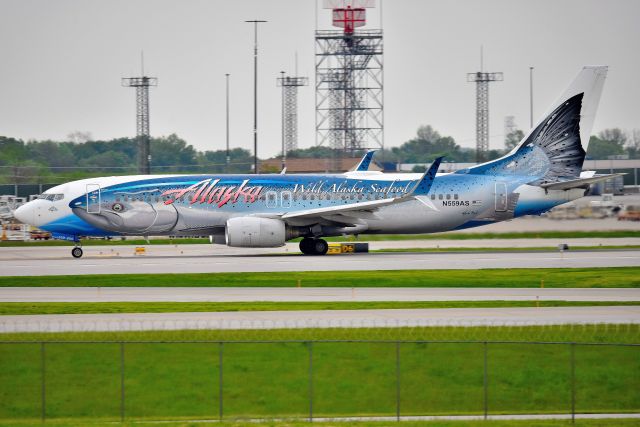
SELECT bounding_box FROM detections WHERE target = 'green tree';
[505,130,525,150]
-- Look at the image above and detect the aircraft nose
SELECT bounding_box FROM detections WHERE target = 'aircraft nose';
[13,202,35,225]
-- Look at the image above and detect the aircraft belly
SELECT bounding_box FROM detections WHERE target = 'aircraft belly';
[367,200,466,234]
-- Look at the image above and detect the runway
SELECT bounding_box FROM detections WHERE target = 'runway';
[0,246,638,276]
[1,306,638,332]
[3,287,640,302]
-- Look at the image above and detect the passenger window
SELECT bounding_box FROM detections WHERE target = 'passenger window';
[446,194,451,200]
[430,194,435,200]
[438,194,443,200]
[454,194,459,200]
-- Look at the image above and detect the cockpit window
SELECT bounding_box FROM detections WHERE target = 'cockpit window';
[39,193,64,201]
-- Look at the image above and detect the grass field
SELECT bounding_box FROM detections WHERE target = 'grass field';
[1,230,639,247]
[1,300,638,315]
[1,327,637,422]
[2,324,639,345]
[0,332,638,422]
[2,418,640,426]
[1,267,638,288]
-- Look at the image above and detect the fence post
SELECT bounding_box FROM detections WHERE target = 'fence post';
[120,342,125,423]
[308,341,313,423]
[40,342,46,422]
[396,341,401,422]
[571,343,576,424]
[219,342,224,421]
[483,341,488,420]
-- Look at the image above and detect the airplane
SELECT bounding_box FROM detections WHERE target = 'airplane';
[15,66,620,258]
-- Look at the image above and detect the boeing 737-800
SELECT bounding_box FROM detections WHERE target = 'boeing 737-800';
[15,66,618,258]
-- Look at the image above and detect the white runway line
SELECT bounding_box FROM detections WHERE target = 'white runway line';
[1,307,639,333]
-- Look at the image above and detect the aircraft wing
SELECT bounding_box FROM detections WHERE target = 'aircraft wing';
[276,157,443,227]
[539,173,625,191]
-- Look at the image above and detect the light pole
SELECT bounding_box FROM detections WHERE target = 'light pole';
[245,19,267,174]
[225,73,230,173]
[529,66,534,128]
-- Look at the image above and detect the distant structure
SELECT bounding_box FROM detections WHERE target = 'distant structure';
[277,72,309,169]
[467,50,502,162]
[122,59,157,174]
[315,0,383,160]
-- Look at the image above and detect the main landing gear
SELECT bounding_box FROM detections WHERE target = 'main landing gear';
[71,242,83,258]
[299,237,329,256]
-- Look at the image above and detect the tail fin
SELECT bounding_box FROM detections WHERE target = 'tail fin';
[462,66,607,185]
[353,150,377,172]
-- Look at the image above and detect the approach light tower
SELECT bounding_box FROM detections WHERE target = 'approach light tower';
[122,72,158,175]
[316,0,383,163]
[277,72,309,169]
[467,52,502,163]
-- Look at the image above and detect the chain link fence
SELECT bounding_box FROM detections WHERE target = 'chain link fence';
[0,339,638,423]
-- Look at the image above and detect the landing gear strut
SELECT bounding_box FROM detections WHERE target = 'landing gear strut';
[71,242,83,258]
[299,237,328,256]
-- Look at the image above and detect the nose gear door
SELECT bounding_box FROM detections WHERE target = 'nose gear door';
[86,184,101,214]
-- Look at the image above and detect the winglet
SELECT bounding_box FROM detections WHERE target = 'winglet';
[408,157,443,196]
[353,150,377,172]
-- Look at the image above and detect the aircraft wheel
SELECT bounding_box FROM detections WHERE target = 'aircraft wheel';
[71,247,83,258]
[299,238,314,255]
[311,239,328,256]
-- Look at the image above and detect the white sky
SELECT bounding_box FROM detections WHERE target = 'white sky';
[1,0,639,158]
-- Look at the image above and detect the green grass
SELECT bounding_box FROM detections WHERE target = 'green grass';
[1,301,638,316]
[0,332,638,422]
[2,419,640,427]
[1,267,638,288]
[1,230,639,247]
[2,324,639,344]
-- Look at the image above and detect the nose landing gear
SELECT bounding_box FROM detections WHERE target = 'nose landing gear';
[71,242,83,258]
[299,237,329,255]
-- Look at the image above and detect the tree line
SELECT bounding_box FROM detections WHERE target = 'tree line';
[1,126,637,183]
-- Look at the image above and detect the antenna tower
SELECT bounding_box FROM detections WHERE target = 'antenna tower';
[122,54,158,174]
[277,72,309,168]
[467,48,502,163]
[316,0,383,165]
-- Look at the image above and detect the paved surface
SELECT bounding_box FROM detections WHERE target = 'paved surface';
[3,287,640,302]
[2,237,640,261]
[1,306,638,332]
[0,247,638,276]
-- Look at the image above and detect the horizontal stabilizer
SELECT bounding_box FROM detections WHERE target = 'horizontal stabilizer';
[539,173,625,191]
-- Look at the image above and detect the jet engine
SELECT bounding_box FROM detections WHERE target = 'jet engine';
[225,217,290,248]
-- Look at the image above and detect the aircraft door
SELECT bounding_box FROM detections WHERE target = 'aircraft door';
[281,191,292,208]
[266,191,278,208]
[86,184,101,214]
[495,182,508,212]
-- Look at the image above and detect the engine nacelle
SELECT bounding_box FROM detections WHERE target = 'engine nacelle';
[225,217,287,248]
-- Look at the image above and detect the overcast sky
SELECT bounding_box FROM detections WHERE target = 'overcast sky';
[1,0,639,158]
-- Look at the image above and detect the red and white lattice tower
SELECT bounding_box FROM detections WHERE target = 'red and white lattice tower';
[316,0,383,163]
